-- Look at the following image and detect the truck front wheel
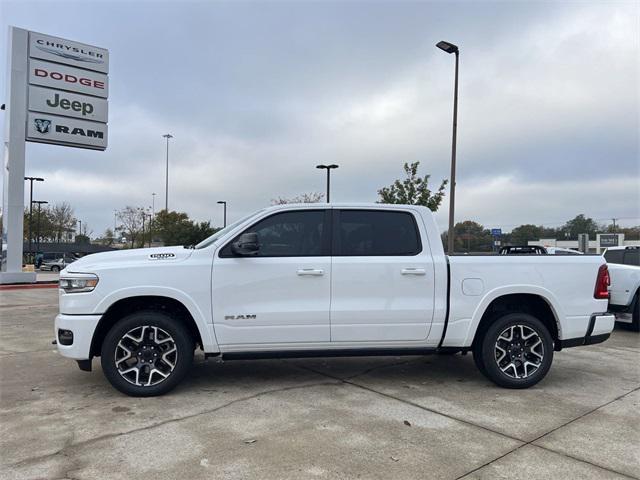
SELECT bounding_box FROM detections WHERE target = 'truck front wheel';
[101,310,195,396]
[475,313,553,389]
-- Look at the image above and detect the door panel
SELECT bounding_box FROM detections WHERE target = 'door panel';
[212,256,330,344]
[212,209,331,345]
[330,209,435,342]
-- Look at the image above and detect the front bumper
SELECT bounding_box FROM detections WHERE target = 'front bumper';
[55,313,101,360]
[556,313,615,350]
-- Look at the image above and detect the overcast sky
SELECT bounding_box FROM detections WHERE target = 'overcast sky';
[1,0,638,236]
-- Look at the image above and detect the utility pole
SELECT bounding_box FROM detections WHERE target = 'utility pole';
[162,134,173,211]
[611,218,618,233]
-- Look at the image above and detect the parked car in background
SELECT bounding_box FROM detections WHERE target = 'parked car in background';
[41,255,77,272]
[55,204,614,396]
[499,245,548,255]
[604,246,640,331]
[546,247,583,255]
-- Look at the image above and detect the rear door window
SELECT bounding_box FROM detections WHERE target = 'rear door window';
[604,250,624,264]
[623,249,639,266]
[335,210,421,256]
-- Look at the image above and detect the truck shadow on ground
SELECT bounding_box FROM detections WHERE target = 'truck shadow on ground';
[180,353,489,392]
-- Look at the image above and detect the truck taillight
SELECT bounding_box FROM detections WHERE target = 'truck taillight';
[594,264,610,299]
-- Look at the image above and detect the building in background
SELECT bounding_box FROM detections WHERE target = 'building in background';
[529,234,640,254]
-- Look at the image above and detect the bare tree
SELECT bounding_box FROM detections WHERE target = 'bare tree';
[116,206,144,248]
[46,202,77,242]
[271,192,325,205]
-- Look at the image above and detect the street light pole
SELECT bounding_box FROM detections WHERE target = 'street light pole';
[24,176,44,261]
[217,201,227,227]
[315,164,339,202]
[32,200,48,253]
[162,134,173,211]
[152,192,156,218]
[436,40,460,255]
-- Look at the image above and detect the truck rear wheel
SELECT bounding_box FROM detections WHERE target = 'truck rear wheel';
[476,313,553,389]
[101,310,194,397]
[631,293,639,332]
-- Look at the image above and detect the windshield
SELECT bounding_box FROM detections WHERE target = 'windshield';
[195,210,264,249]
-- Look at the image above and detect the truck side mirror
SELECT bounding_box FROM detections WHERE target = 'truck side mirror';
[231,232,259,256]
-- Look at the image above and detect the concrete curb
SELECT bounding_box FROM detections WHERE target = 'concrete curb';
[0,282,58,291]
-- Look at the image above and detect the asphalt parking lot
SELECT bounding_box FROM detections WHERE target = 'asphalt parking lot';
[1,288,638,480]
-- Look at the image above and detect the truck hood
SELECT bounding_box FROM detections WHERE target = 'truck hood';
[65,246,194,273]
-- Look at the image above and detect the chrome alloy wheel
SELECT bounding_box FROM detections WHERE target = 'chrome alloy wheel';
[494,324,544,379]
[114,325,178,387]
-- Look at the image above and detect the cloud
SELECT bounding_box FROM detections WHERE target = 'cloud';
[1,0,638,236]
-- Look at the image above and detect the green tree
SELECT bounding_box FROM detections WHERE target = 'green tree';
[509,224,545,245]
[96,228,115,246]
[74,234,90,245]
[186,221,218,245]
[378,162,447,211]
[445,220,493,253]
[153,210,219,246]
[560,214,602,240]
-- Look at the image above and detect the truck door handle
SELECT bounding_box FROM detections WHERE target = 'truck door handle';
[401,268,426,275]
[297,269,324,276]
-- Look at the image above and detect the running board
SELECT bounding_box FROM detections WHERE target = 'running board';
[221,347,438,361]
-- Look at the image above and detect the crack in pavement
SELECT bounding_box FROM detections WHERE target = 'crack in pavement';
[0,348,57,358]
[5,380,338,471]
[291,362,640,480]
[4,353,639,478]
[0,304,57,310]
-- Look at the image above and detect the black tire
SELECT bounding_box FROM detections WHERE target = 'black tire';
[51,265,60,272]
[476,313,553,389]
[101,310,194,397]
[472,337,489,378]
[630,292,640,332]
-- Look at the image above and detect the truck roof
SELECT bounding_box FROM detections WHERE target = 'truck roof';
[263,203,432,212]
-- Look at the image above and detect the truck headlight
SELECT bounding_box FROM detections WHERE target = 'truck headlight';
[59,274,99,293]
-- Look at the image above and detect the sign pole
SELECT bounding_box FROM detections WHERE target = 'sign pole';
[1,27,35,283]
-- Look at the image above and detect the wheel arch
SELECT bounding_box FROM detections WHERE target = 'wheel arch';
[467,288,562,347]
[90,294,216,358]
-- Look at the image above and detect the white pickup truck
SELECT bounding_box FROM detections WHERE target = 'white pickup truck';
[603,246,639,331]
[56,204,614,396]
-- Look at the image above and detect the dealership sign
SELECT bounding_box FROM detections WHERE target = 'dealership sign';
[29,31,109,74]
[2,27,110,281]
[25,31,109,150]
[29,60,108,98]
[27,112,108,149]
[28,85,108,122]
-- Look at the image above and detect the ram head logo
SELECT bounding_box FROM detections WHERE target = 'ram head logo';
[34,118,51,134]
